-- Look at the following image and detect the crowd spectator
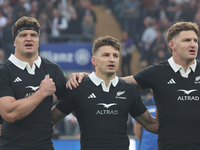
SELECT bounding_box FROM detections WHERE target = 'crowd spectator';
[37,12,49,43]
[29,0,40,19]
[121,0,141,38]
[61,0,76,22]
[121,31,136,76]
[2,17,14,59]
[148,30,170,65]
[0,48,5,64]
[66,11,82,43]
[49,8,68,43]
[139,16,157,66]
[81,12,95,42]
[13,0,27,19]
[64,113,80,137]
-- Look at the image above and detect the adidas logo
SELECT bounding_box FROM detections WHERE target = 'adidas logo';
[88,93,96,98]
[14,77,22,82]
[167,78,176,84]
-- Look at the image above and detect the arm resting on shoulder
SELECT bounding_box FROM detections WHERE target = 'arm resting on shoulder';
[66,72,90,89]
[121,76,142,91]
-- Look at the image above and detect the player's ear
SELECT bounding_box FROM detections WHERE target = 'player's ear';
[168,40,175,52]
[14,40,16,47]
[91,56,97,66]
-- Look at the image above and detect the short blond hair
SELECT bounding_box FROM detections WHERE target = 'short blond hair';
[166,22,199,52]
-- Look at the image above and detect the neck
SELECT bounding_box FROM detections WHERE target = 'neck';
[172,56,195,72]
[14,53,38,68]
[95,72,116,87]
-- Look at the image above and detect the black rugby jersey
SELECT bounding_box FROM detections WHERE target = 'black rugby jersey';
[0,57,66,150]
[134,59,200,150]
[57,75,147,150]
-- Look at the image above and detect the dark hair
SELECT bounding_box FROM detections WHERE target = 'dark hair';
[166,22,199,52]
[12,16,40,40]
[92,36,121,55]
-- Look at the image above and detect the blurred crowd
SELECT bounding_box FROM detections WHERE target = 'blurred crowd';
[0,0,97,61]
[111,0,200,67]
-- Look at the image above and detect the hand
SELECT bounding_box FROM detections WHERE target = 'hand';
[39,76,56,97]
[155,110,159,121]
[66,73,84,90]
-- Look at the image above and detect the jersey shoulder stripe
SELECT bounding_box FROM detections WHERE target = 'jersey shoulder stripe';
[155,60,170,67]
[196,59,200,65]
[0,60,12,70]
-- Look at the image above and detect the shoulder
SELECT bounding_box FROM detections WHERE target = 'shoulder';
[149,60,170,69]
[79,76,92,86]
[41,57,62,70]
[156,60,170,67]
[0,60,12,71]
[196,59,200,65]
[41,57,58,66]
[142,60,170,72]
[82,76,91,82]
[0,60,13,82]
[118,78,138,90]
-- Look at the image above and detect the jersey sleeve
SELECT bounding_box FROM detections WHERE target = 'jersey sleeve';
[129,85,147,118]
[53,64,67,100]
[56,88,76,115]
[134,65,155,89]
[0,66,15,97]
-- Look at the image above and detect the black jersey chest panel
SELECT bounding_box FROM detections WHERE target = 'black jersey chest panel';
[135,61,200,149]
[74,79,134,119]
[69,78,145,129]
[10,65,48,99]
[150,63,200,123]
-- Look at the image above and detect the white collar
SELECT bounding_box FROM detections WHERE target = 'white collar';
[89,72,119,92]
[168,56,196,78]
[8,54,42,75]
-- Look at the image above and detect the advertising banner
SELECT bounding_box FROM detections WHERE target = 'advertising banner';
[40,43,93,71]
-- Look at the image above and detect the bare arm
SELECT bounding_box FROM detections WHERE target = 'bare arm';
[66,72,90,90]
[51,105,67,125]
[121,75,142,91]
[134,110,159,134]
[133,122,142,140]
[0,77,56,123]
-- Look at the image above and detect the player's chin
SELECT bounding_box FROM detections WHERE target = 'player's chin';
[106,70,116,76]
[188,55,197,60]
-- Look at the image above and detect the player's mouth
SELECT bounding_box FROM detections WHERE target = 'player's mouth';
[189,49,196,55]
[25,43,33,48]
[108,64,115,69]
